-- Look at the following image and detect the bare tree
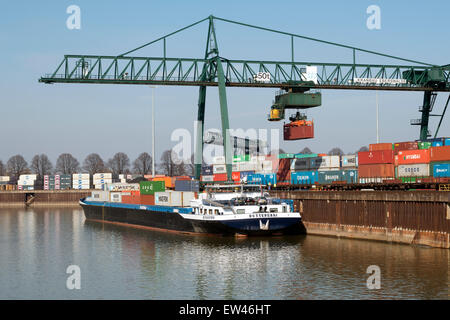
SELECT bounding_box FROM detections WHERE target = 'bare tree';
[357,146,369,153]
[299,147,313,154]
[55,153,80,174]
[7,155,29,179]
[107,152,130,175]
[328,147,344,156]
[31,154,53,178]
[0,160,5,176]
[83,153,106,175]
[159,149,181,176]
[133,152,153,175]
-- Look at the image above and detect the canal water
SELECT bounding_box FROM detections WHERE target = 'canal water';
[0,207,448,300]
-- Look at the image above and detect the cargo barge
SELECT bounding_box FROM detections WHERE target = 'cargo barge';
[80,185,305,236]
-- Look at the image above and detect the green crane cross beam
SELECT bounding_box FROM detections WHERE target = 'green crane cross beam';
[40,54,450,92]
[39,15,450,181]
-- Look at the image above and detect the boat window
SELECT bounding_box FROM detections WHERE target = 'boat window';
[270,208,278,213]
[200,208,203,214]
[236,209,245,214]
[282,206,287,213]
[209,209,212,215]
[214,209,219,215]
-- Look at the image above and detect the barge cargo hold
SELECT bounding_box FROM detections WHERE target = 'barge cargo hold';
[80,185,306,236]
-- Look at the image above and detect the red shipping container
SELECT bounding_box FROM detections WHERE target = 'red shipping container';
[358,164,395,178]
[429,146,450,162]
[397,149,430,164]
[231,172,240,181]
[369,143,393,151]
[393,141,418,153]
[213,173,228,181]
[139,195,155,205]
[358,150,394,165]
[283,124,314,140]
[276,158,291,182]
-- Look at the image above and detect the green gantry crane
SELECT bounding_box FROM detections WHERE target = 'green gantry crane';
[39,15,450,181]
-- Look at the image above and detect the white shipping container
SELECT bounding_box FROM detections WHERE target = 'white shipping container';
[213,164,227,174]
[0,176,10,182]
[72,185,90,190]
[18,180,35,186]
[73,173,90,180]
[341,155,358,168]
[201,175,214,182]
[182,192,195,207]
[238,162,257,172]
[105,183,140,192]
[89,190,110,202]
[93,173,112,179]
[19,174,37,181]
[110,192,122,203]
[154,191,182,207]
[212,156,225,165]
[262,160,273,171]
[397,164,430,177]
[93,178,113,184]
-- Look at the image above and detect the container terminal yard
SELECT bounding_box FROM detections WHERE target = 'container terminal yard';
[0,15,448,249]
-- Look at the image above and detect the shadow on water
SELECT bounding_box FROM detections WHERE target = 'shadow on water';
[82,219,307,249]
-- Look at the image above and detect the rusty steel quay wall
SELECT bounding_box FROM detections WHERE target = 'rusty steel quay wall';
[0,190,91,207]
[271,190,450,249]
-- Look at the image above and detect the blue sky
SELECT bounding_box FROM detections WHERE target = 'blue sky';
[0,0,449,166]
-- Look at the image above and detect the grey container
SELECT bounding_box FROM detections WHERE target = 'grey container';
[175,180,200,192]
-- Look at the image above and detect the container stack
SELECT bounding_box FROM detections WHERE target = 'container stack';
[18,174,37,190]
[358,144,395,183]
[93,173,113,190]
[44,174,72,190]
[0,176,11,190]
[396,148,430,183]
[429,145,450,179]
[72,173,90,190]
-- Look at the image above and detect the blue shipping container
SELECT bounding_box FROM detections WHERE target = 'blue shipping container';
[239,171,254,179]
[246,173,264,184]
[432,163,450,177]
[341,169,358,183]
[318,170,342,184]
[290,171,318,185]
[445,138,450,146]
[263,173,277,185]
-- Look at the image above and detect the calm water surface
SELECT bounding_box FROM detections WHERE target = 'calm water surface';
[0,207,448,299]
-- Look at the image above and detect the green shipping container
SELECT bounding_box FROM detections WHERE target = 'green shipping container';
[140,181,165,195]
[294,153,318,159]
[418,141,432,149]
[278,153,295,159]
[233,155,250,162]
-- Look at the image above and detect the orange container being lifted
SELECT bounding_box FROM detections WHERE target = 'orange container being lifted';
[283,120,314,140]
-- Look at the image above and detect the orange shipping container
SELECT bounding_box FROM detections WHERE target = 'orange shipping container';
[358,164,395,178]
[369,143,393,151]
[397,149,430,165]
[152,176,175,188]
[429,146,450,162]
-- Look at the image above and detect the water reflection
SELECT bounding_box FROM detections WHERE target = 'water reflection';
[0,208,447,299]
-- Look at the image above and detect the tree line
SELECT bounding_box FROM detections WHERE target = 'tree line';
[0,146,369,180]
[0,150,194,180]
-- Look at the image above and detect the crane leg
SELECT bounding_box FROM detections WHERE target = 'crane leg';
[216,57,233,181]
[195,85,206,180]
[419,91,432,141]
